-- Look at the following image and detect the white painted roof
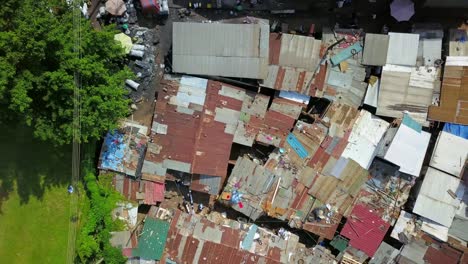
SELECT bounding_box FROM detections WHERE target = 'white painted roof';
[413,167,462,227]
[386,33,420,66]
[430,131,468,177]
[384,122,430,176]
[341,111,389,169]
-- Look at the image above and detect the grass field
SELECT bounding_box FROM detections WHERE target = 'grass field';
[0,123,72,263]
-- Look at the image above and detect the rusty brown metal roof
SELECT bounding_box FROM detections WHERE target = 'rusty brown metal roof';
[113,174,141,202]
[222,101,390,238]
[262,33,327,96]
[142,77,246,184]
[428,65,468,125]
[162,209,314,264]
[235,96,299,148]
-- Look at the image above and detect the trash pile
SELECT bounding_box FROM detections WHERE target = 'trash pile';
[125,26,157,103]
[89,0,158,104]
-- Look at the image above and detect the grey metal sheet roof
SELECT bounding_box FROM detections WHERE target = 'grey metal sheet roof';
[162,159,191,173]
[141,160,167,177]
[172,22,269,79]
[362,34,389,66]
[399,240,428,264]
[369,242,399,264]
[449,216,468,241]
[278,34,321,71]
[198,175,222,195]
[325,60,367,107]
[420,38,442,66]
[386,33,420,66]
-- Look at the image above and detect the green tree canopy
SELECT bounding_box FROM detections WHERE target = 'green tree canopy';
[0,0,132,145]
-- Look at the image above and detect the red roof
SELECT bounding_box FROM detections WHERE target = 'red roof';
[340,204,390,257]
[143,181,165,204]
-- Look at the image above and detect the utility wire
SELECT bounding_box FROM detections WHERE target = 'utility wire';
[66,1,82,263]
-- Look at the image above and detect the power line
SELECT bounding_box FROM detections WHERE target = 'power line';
[66,1,82,263]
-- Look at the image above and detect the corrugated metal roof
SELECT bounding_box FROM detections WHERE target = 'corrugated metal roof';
[143,181,165,205]
[430,131,468,177]
[377,65,439,125]
[224,156,276,220]
[309,159,368,215]
[413,167,462,227]
[234,95,296,147]
[449,215,468,242]
[113,174,141,202]
[383,115,431,177]
[302,210,342,240]
[110,231,137,249]
[391,210,449,243]
[233,94,301,148]
[143,77,245,185]
[322,102,359,136]
[362,34,389,66]
[277,33,322,70]
[369,242,399,264]
[398,240,428,264]
[420,38,442,66]
[340,204,391,257]
[163,209,317,264]
[424,243,462,264]
[172,22,269,79]
[269,98,303,119]
[262,33,327,96]
[135,217,170,260]
[324,59,367,108]
[341,111,389,170]
[428,65,468,125]
[191,174,222,195]
[386,33,420,66]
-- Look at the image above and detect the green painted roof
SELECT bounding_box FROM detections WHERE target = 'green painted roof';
[134,218,170,260]
[330,235,348,252]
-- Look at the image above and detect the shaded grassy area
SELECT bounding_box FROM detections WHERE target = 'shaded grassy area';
[0,123,72,263]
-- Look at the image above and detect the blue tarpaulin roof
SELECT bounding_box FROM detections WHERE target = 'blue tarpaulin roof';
[100,130,126,172]
[330,42,363,66]
[402,113,422,133]
[443,123,468,139]
[287,133,308,159]
[98,125,148,177]
[241,224,258,250]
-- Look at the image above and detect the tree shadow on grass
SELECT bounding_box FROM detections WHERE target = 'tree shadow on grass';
[0,122,72,213]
